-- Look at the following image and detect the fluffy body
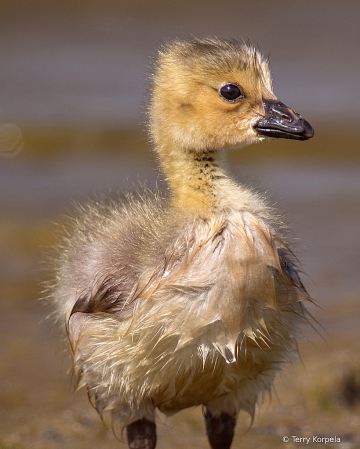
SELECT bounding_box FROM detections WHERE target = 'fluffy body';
[53,38,311,440]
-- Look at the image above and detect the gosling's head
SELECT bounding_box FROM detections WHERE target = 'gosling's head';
[149,38,313,152]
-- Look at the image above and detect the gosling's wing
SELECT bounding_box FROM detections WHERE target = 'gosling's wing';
[277,248,309,296]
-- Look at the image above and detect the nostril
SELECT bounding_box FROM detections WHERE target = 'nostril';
[272,105,293,122]
[281,114,291,122]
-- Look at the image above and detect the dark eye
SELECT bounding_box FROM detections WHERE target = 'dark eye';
[219,84,243,101]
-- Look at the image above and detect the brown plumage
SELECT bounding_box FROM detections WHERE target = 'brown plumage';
[53,38,314,449]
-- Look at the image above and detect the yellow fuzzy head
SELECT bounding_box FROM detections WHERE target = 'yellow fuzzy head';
[149,38,275,152]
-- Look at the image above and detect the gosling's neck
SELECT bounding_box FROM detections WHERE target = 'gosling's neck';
[156,140,242,216]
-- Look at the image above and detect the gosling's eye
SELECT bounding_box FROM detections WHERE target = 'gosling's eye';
[219,84,243,102]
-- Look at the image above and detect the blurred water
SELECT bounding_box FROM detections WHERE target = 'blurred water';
[0,1,359,125]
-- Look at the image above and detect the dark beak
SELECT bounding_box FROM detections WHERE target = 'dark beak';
[254,98,314,141]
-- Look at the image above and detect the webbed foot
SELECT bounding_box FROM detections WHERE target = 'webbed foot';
[126,418,157,449]
[204,409,236,449]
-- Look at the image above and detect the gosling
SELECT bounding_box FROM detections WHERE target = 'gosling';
[53,38,314,449]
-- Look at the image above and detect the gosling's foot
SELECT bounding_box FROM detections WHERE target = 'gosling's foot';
[204,409,237,449]
[126,418,157,449]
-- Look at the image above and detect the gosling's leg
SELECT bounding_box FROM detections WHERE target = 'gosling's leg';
[126,418,157,449]
[204,409,237,449]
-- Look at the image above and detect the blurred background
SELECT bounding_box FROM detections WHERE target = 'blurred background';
[0,1,359,448]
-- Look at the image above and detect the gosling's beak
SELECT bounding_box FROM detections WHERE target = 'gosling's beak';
[254,98,314,141]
